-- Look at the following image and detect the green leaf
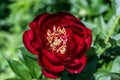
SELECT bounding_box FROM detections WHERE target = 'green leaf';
[22,53,41,79]
[86,47,96,59]
[6,77,22,80]
[19,47,37,59]
[114,0,120,16]
[61,70,71,80]
[94,70,111,80]
[7,59,32,80]
[112,33,120,41]
[94,16,107,37]
[77,56,98,80]
[109,37,117,47]
[110,73,120,80]
[89,5,108,16]
[107,61,113,71]
[111,56,120,74]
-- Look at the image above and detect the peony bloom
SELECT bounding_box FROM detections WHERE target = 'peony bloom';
[23,12,92,79]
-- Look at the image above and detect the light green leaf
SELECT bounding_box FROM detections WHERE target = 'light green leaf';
[99,16,107,36]
[22,53,41,79]
[7,59,32,80]
[6,77,22,80]
[112,33,120,41]
[115,0,120,16]
[89,5,108,16]
[94,16,107,38]
[111,56,120,74]
[19,47,37,59]
[110,73,120,80]
[94,70,111,80]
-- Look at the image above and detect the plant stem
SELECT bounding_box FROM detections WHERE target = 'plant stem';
[105,15,120,44]
[99,15,120,55]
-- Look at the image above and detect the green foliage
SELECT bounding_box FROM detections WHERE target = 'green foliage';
[19,47,36,59]
[94,56,120,80]
[6,77,22,80]
[21,48,41,79]
[0,0,120,80]
[7,59,32,80]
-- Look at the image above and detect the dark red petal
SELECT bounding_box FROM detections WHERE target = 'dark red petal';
[39,12,80,33]
[29,13,49,31]
[66,28,78,54]
[42,68,61,79]
[40,12,78,27]
[66,54,86,74]
[72,35,86,57]
[23,30,38,55]
[38,52,62,78]
[38,51,64,73]
[67,39,78,55]
[85,29,92,50]
[42,49,62,65]
[68,20,89,38]
[42,55,65,73]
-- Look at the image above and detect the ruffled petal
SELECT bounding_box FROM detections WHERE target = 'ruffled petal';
[66,54,86,74]
[72,35,86,57]
[42,68,61,79]
[42,55,65,72]
[68,20,89,39]
[39,12,79,33]
[23,30,38,55]
[66,28,78,55]
[85,29,92,50]
[38,50,64,73]
[29,13,49,31]
[42,49,62,65]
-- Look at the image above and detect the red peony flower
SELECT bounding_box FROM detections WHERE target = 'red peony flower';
[23,12,92,79]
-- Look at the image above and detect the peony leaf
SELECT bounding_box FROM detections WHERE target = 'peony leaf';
[94,70,111,80]
[110,73,120,80]
[22,53,41,79]
[6,77,22,80]
[94,16,107,38]
[94,56,120,80]
[19,47,37,59]
[89,5,108,16]
[112,33,120,41]
[7,59,32,80]
[76,56,98,80]
[111,56,120,74]
[86,47,96,59]
[61,70,71,80]
[114,0,120,16]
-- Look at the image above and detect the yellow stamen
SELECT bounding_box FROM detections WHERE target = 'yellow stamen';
[46,26,67,54]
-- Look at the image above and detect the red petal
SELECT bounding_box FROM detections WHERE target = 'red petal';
[42,68,61,79]
[42,49,62,66]
[72,35,86,57]
[42,55,65,72]
[66,54,86,74]
[23,30,38,55]
[39,12,79,32]
[85,29,92,50]
[38,52,62,78]
[68,20,89,38]
[29,13,49,31]
[66,28,78,54]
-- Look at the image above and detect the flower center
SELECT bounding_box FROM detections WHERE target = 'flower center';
[46,26,67,54]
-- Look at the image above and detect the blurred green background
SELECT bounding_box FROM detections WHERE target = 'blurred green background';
[0,0,120,80]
